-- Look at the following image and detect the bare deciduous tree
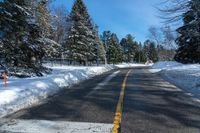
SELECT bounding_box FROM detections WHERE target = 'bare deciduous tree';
[51,5,70,45]
[147,25,176,61]
[148,26,162,46]
[161,25,176,49]
[157,0,190,24]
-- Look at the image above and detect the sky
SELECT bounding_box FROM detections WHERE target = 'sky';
[51,0,163,43]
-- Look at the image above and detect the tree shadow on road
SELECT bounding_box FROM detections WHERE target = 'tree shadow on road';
[4,69,128,124]
[123,69,200,131]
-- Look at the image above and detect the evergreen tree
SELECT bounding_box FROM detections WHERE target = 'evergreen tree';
[94,26,107,65]
[66,0,96,65]
[36,0,53,38]
[149,42,158,62]
[98,41,107,64]
[143,43,150,60]
[134,43,147,63]
[120,34,138,62]
[120,38,128,62]
[101,31,112,61]
[36,0,61,59]
[126,34,137,62]
[144,40,158,62]
[174,0,200,63]
[107,33,123,64]
[0,0,47,76]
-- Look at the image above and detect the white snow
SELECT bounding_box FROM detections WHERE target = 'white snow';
[0,65,115,118]
[0,63,144,118]
[0,119,113,133]
[115,63,147,68]
[150,61,200,98]
[150,61,181,72]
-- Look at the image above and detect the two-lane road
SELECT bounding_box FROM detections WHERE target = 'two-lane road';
[1,67,200,133]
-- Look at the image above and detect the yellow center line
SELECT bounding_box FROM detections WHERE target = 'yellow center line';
[112,70,132,133]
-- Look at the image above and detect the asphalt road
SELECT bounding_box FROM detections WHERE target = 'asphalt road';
[1,67,200,133]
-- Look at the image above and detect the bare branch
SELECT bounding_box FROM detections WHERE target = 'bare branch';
[156,0,190,24]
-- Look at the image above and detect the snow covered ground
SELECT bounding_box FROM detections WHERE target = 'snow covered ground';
[0,63,144,118]
[115,63,147,68]
[0,119,113,133]
[0,65,116,118]
[150,61,200,99]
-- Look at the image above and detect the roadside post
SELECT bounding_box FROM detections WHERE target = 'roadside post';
[4,70,6,87]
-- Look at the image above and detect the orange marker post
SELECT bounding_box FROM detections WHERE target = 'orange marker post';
[4,70,6,87]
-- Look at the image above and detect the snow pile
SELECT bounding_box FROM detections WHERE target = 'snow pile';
[0,119,113,133]
[0,65,116,118]
[0,63,144,118]
[150,61,200,98]
[152,61,181,69]
[150,61,182,72]
[115,63,147,68]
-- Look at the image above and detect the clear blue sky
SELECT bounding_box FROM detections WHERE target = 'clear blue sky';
[52,0,163,42]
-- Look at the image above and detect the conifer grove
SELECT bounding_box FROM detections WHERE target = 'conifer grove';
[0,0,199,77]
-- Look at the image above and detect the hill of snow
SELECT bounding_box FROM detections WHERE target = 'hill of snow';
[0,63,144,118]
[0,65,117,118]
[150,61,200,99]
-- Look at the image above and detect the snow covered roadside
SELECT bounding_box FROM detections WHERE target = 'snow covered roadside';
[0,65,117,118]
[115,63,148,68]
[0,63,145,118]
[0,119,113,133]
[149,61,200,98]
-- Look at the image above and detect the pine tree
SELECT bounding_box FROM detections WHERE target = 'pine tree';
[0,0,47,76]
[116,43,123,63]
[36,0,52,38]
[98,41,107,64]
[66,0,96,65]
[149,42,158,62]
[143,43,150,60]
[101,31,112,51]
[34,0,61,59]
[107,33,123,64]
[126,34,135,62]
[87,23,99,64]
[120,38,128,62]
[134,43,147,63]
[120,34,138,62]
[144,40,158,62]
[93,26,107,65]
[174,0,200,64]
[101,31,112,61]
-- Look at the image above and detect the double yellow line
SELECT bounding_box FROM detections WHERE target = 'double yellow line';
[112,70,132,133]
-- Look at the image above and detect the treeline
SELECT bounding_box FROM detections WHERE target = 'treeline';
[0,0,147,76]
[101,32,161,63]
[0,0,174,76]
[0,0,58,76]
[159,0,200,64]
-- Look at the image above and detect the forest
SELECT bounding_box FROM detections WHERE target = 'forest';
[0,0,199,76]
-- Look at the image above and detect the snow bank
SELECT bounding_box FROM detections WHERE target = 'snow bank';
[152,61,181,69]
[150,61,182,72]
[0,119,113,133]
[150,61,200,98]
[0,65,115,118]
[0,63,143,118]
[115,63,147,68]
